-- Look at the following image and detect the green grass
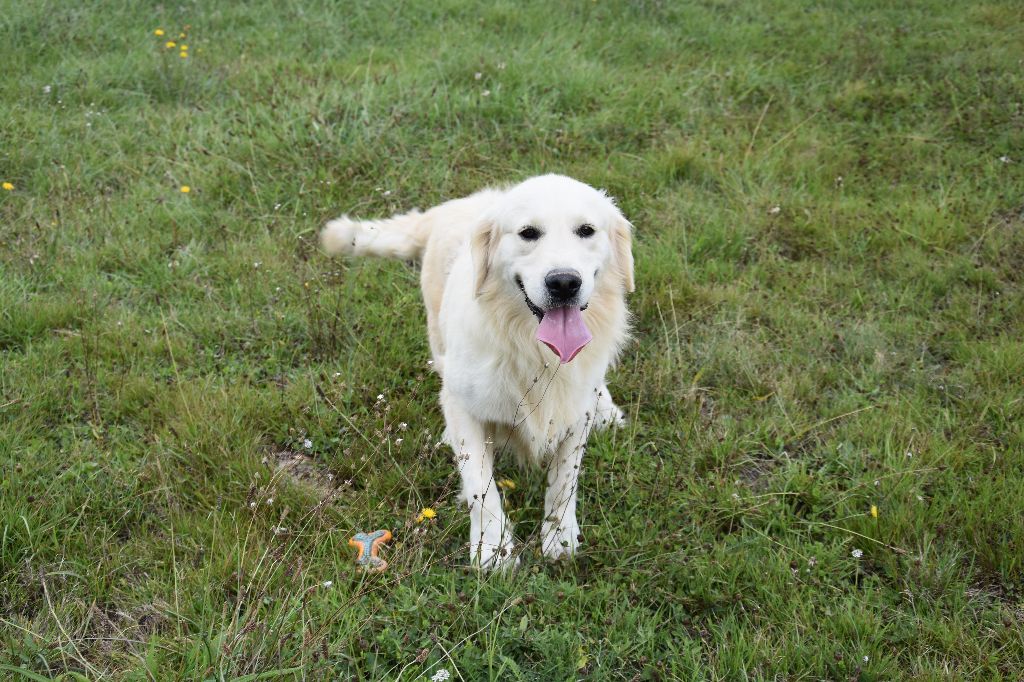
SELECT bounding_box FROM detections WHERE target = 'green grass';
[2,0,1023,678]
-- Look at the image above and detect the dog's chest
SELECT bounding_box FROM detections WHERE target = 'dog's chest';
[448,358,596,460]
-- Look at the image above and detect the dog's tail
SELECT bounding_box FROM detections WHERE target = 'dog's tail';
[320,209,429,261]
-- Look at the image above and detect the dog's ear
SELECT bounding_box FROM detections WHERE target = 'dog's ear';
[612,217,635,293]
[471,220,497,297]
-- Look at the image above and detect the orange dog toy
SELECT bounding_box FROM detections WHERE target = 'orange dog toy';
[348,529,392,572]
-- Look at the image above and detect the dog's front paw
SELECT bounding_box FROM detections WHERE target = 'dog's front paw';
[470,536,518,571]
[541,519,581,560]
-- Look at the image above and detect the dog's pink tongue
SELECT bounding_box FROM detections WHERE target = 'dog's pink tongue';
[536,306,592,363]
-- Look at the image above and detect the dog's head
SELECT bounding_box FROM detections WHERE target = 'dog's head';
[472,174,634,363]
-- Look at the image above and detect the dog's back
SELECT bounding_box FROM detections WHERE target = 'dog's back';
[321,188,502,373]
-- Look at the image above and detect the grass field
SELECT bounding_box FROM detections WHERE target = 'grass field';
[2,0,1023,679]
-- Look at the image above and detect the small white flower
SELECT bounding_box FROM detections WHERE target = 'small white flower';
[851,549,863,559]
[382,190,392,196]
[274,203,281,210]
[399,422,408,430]
[431,670,451,682]
[249,501,256,509]
[265,497,274,506]
[497,62,506,70]
[395,438,403,445]
[474,72,482,80]
[768,205,781,215]
[863,655,869,663]
[43,85,52,94]
[253,261,261,268]
[322,580,333,588]
[998,155,1011,164]
[303,438,313,450]
[482,89,491,97]
[377,394,384,401]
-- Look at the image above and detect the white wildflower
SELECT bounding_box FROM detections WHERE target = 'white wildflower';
[851,549,863,559]
[431,670,451,682]
[303,438,313,450]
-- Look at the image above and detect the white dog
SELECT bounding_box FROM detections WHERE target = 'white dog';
[321,174,634,569]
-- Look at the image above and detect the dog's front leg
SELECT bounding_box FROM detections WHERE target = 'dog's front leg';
[541,421,589,560]
[442,391,516,570]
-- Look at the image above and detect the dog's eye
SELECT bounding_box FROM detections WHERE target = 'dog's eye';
[575,224,596,238]
[518,226,541,241]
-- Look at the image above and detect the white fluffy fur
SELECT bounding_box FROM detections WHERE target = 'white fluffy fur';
[321,174,634,569]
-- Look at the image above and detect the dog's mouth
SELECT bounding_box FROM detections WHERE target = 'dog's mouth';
[516,276,545,321]
[515,276,593,364]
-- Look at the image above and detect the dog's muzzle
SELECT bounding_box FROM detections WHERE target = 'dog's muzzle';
[515,276,545,320]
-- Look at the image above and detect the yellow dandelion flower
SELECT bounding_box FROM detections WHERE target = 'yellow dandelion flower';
[179,51,187,59]
[870,504,878,518]
[154,29,165,37]
[180,44,188,50]
[416,507,437,523]
[165,40,176,48]
[179,32,186,38]
[180,185,190,193]
[497,478,516,491]
[2,182,13,191]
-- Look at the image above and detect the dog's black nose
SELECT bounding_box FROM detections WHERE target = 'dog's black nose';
[544,270,582,302]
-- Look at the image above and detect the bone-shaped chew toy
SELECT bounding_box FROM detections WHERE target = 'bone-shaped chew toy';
[348,529,392,572]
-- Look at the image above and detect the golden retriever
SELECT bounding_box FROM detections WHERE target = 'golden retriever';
[321,174,634,569]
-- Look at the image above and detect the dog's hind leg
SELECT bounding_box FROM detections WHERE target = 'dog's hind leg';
[442,389,516,570]
[593,384,626,431]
